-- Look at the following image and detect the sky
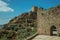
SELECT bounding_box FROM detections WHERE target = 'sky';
[0,0,60,25]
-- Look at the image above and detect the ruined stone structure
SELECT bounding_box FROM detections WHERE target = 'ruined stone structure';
[32,6,38,12]
[37,5,60,36]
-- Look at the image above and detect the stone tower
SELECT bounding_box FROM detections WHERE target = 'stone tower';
[32,6,38,12]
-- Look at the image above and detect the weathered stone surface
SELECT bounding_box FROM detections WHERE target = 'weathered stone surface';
[37,5,60,36]
[32,35,60,40]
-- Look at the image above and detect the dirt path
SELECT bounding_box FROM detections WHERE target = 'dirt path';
[32,35,60,40]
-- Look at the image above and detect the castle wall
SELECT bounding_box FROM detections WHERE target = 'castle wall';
[37,9,60,36]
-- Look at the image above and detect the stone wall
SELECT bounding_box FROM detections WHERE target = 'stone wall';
[37,5,60,36]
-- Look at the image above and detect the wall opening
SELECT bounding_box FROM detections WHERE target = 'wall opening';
[50,25,58,36]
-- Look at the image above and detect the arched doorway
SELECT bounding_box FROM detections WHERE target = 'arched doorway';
[50,25,58,36]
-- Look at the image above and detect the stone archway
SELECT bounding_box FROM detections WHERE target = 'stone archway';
[50,25,58,36]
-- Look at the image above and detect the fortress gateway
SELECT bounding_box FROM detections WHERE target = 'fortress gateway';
[36,5,60,36]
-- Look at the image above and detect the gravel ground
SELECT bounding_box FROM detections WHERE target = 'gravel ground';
[32,35,60,40]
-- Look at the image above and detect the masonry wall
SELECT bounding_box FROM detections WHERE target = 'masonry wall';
[37,9,60,36]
